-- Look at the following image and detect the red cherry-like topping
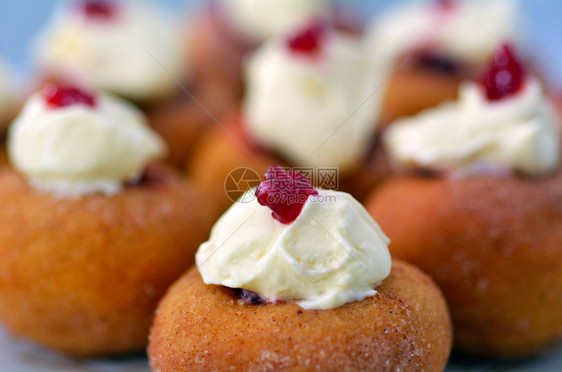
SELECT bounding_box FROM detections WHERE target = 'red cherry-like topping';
[255,165,319,224]
[479,43,526,101]
[42,84,97,109]
[80,0,118,20]
[437,0,457,11]
[287,21,326,56]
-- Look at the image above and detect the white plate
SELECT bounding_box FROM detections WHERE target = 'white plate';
[1,326,561,372]
[0,327,149,372]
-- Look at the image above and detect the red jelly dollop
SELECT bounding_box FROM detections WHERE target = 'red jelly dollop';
[287,21,326,57]
[42,84,97,109]
[437,0,457,11]
[479,43,526,101]
[255,165,319,224]
[80,0,118,20]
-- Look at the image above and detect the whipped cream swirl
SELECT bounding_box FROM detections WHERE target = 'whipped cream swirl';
[244,31,387,171]
[368,0,521,65]
[196,189,392,310]
[385,78,560,176]
[8,90,166,196]
[222,0,330,41]
[34,1,185,102]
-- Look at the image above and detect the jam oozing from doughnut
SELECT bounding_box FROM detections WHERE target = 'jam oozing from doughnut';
[80,0,117,20]
[43,84,97,109]
[287,22,326,56]
[479,43,526,101]
[417,53,460,74]
[235,289,267,305]
[255,165,318,224]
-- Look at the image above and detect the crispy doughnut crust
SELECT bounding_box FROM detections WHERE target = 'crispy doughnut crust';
[0,165,217,356]
[148,260,452,372]
[366,174,562,357]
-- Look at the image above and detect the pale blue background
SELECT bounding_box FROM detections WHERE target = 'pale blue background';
[0,0,561,85]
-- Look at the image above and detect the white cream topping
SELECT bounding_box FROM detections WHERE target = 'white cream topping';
[368,0,520,65]
[34,1,185,102]
[222,0,330,41]
[244,32,387,172]
[0,59,17,127]
[8,91,166,196]
[196,189,392,310]
[385,78,560,176]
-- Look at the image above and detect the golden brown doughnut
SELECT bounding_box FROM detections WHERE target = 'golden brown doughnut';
[187,4,248,110]
[143,82,238,168]
[0,165,218,356]
[338,134,392,201]
[148,259,452,371]
[366,174,562,357]
[380,59,463,125]
[0,143,10,168]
